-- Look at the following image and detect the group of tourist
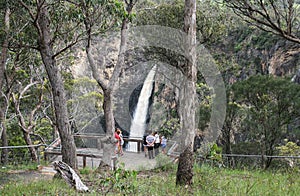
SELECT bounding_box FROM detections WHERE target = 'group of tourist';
[143,131,167,159]
[114,128,167,159]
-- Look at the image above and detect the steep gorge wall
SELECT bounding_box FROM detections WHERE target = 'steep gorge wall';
[211,27,300,83]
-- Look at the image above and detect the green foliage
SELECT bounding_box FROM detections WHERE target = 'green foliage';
[76,0,127,34]
[2,164,300,195]
[66,77,103,135]
[208,143,222,159]
[0,178,77,196]
[196,142,223,167]
[203,143,223,165]
[251,31,280,50]
[6,120,25,146]
[232,26,280,52]
[195,164,300,195]
[159,118,180,138]
[197,105,210,130]
[137,0,184,29]
[62,71,75,92]
[34,118,53,143]
[0,163,39,172]
[197,82,212,131]
[155,153,173,171]
[113,168,137,193]
[277,142,300,156]
[230,75,300,167]
[277,142,300,168]
[232,142,261,155]
[98,165,138,194]
[79,167,94,175]
[4,120,29,163]
[136,0,228,44]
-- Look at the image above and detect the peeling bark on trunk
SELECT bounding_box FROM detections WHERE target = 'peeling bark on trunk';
[36,2,77,168]
[176,146,194,186]
[176,0,197,186]
[0,5,10,164]
[101,90,115,167]
[0,96,8,164]
[176,81,196,186]
[23,132,38,162]
[0,119,8,164]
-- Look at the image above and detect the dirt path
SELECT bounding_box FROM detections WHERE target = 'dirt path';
[0,151,162,189]
[51,151,158,170]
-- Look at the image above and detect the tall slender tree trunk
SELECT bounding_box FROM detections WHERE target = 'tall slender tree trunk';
[0,4,10,164]
[36,1,77,169]
[0,118,8,164]
[83,0,136,169]
[99,89,115,168]
[176,0,197,186]
[222,127,234,167]
[23,132,38,162]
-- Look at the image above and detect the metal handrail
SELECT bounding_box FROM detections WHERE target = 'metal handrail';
[222,154,300,159]
[167,141,180,157]
[0,144,47,149]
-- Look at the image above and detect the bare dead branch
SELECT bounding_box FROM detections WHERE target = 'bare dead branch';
[224,0,300,44]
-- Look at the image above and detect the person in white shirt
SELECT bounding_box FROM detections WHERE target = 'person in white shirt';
[119,130,124,156]
[146,132,155,159]
[154,131,160,156]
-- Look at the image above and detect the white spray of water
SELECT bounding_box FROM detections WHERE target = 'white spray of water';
[127,65,157,152]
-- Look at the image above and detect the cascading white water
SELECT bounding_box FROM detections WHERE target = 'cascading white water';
[127,65,157,152]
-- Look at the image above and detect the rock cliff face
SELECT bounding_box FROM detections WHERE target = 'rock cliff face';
[292,69,300,84]
[71,35,183,135]
[268,43,300,77]
[211,27,300,83]
[70,26,299,140]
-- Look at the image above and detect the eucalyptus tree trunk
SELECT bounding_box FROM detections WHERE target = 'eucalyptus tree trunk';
[176,0,197,186]
[23,132,38,162]
[0,112,8,164]
[98,89,115,168]
[83,0,135,169]
[0,4,10,164]
[35,1,77,169]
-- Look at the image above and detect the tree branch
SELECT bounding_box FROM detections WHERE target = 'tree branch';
[224,0,300,44]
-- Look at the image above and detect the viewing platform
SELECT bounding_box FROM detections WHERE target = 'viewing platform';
[44,134,156,170]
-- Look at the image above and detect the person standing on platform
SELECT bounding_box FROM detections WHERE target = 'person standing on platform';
[143,133,148,157]
[146,132,155,159]
[114,129,121,155]
[154,131,160,156]
[161,136,167,154]
[119,129,124,156]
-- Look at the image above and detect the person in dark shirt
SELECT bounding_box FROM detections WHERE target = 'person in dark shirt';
[143,133,148,157]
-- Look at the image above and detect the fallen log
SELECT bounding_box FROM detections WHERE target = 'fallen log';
[53,161,89,192]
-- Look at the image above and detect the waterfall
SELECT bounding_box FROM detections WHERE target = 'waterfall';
[127,65,157,152]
